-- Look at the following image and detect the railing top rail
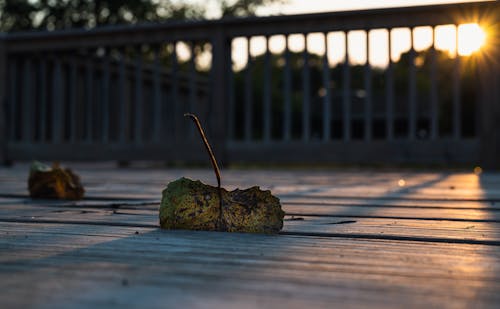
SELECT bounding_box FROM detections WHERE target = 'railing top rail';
[3,0,499,52]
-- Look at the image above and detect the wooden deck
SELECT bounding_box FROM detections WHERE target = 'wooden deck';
[1,164,500,308]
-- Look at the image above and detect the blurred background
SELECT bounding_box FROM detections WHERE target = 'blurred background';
[0,0,498,168]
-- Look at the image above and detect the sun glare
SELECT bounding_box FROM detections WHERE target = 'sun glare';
[229,23,488,70]
[458,23,486,56]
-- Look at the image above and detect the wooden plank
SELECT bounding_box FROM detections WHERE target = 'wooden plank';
[1,222,500,308]
[3,165,500,200]
[276,182,500,200]
[0,198,500,242]
[1,197,499,223]
[281,197,500,210]
[4,174,500,207]
[4,164,500,205]
[3,184,499,207]
[283,215,500,244]
[1,208,500,244]
[1,197,500,243]
[5,191,498,212]
[4,159,500,309]
[282,203,500,222]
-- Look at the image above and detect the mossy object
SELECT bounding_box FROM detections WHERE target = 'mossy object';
[28,161,85,200]
[159,177,284,234]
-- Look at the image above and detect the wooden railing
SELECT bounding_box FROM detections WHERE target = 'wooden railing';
[0,1,499,167]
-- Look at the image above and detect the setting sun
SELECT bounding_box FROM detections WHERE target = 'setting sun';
[458,23,486,56]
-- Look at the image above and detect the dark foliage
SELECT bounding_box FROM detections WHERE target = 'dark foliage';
[0,0,283,31]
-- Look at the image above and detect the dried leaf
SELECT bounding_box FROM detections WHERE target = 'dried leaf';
[159,178,284,234]
[159,114,284,234]
[28,161,85,200]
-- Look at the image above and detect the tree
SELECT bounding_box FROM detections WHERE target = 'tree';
[0,0,284,32]
[219,0,285,17]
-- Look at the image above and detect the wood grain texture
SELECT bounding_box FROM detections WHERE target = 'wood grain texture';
[0,202,499,243]
[1,164,500,308]
[1,222,500,309]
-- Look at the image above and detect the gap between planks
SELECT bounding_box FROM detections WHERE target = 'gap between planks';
[1,218,500,246]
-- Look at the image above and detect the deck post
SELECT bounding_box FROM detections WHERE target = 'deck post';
[210,27,229,166]
[0,36,7,165]
[479,17,500,170]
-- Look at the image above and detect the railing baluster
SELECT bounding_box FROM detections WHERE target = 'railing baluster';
[302,33,310,142]
[429,27,438,140]
[263,36,272,142]
[244,37,253,142]
[171,42,180,141]
[283,35,291,141]
[8,60,17,141]
[102,48,110,143]
[364,31,372,141]
[227,39,235,141]
[85,52,93,142]
[322,32,331,142]
[22,58,32,143]
[188,42,197,138]
[453,25,461,140]
[69,55,77,143]
[52,56,63,144]
[408,28,417,140]
[39,57,47,142]
[118,48,127,143]
[134,46,143,144]
[343,32,351,141]
[386,29,394,141]
[153,45,162,142]
[0,41,5,161]
[210,30,231,158]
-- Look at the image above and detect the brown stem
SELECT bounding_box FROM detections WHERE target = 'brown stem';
[184,113,225,230]
[184,113,221,189]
